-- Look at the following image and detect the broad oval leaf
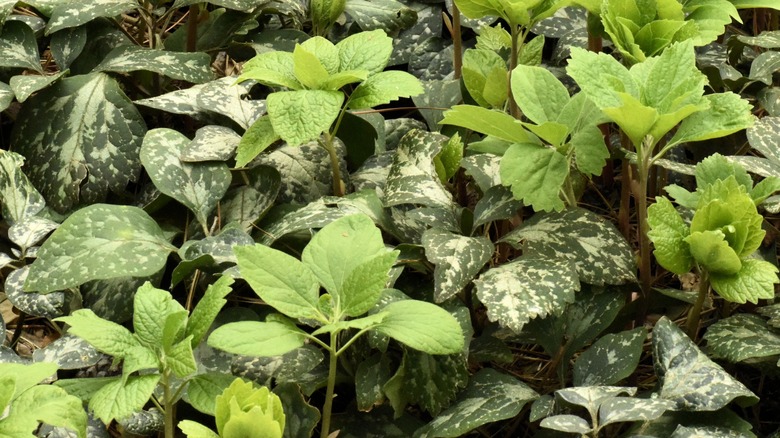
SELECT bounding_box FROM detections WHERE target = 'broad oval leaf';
[0,151,45,224]
[140,128,231,229]
[374,300,464,355]
[208,321,307,357]
[422,228,494,302]
[24,204,176,293]
[511,64,571,124]
[500,142,567,212]
[9,71,67,103]
[573,327,647,386]
[9,216,58,250]
[0,21,42,72]
[704,313,780,363]
[32,334,102,370]
[89,374,161,425]
[540,415,592,434]
[46,0,137,34]
[94,45,214,83]
[181,125,241,163]
[598,397,675,427]
[384,129,453,209]
[266,90,344,147]
[6,266,67,318]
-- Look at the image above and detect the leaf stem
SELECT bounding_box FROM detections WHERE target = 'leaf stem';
[162,370,176,438]
[321,134,344,197]
[687,269,709,340]
[320,333,340,438]
[508,24,525,119]
[451,3,462,80]
[635,137,653,326]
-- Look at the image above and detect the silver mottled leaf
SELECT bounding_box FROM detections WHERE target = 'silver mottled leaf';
[0,252,14,269]
[599,397,675,426]
[117,408,164,435]
[413,79,461,131]
[704,313,780,362]
[384,118,427,151]
[181,125,240,162]
[472,186,523,229]
[345,0,418,32]
[9,216,58,250]
[0,81,12,112]
[555,386,636,411]
[741,116,780,178]
[82,274,162,324]
[12,72,146,213]
[758,87,780,116]
[529,395,555,422]
[501,208,636,285]
[32,334,102,369]
[461,154,502,193]
[405,207,459,232]
[231,345,324,385]
[422,228,493,302]
[196,77,265,129]
[573,327,646,386]
[50,26,87,70]
[653,316,759,410]
[749,51,780,85]
[409,37,454,81]
[274,383,321,438]
[256,139,341,204]
[181,225,254,265]
[0,151,45,223]
[390,3,442,66]
[0,0,13,27]
[9,71,68,103]
[38,410,109,438]
[220,165,280,233]
[94,45,214,83]
[172,0,271,11]
[670,425,750,438]
[474,256,580,333]
[141,128,231,229]
[385,129,453,208]
[24,204,176,293]
[758,303,780,328]
[418,368,538,438]
[5,266,67,318]
[0,21,42,72]
[352,152,394,195]
[46,0,137,34]
[356,353,394,411]
[540,415,592,434]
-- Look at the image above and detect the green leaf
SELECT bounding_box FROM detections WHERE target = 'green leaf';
[704,313,780,362]
[24,204,175,293]
[500,143,567,212]
[0,21,43,73]
[474,256,579,333]
[566,47,639,110]
[511,64,571,124]
[647,197,693,275]
[573,328,646,386]
[179,420,220,438]
[167,337,198,378]
[340,253,399,317]
[235,115,280,168]
[12,72,146,212]
[0,151,45,224]
[598,397,675,427]
[132,282,186,350]
[384,129,454,208]
[94,45,214,83]
[669,93,755,146]
[501,208,637,285]
[46,0,136,34]
[686,230,742,275]
[695,153,753,192]
[710,258,779,304]
[601,92,659,147]
[653,316,758,410]
[337,30,393,74]
[0,362,58,400]
[320,70,369,91]
[237,51,301,90]
[435,133,464,182]
[186,373,237,416]
[375,300,464,354]
[89,374,161,425]
[9,71,67,103]
[540,415,592,434]
[419,368,538,438]
[571,125,609,176]
[462,49,507,108]
[55,309,139,358]
[267,90,344,146]
[440,105,534,144]
[293,44,329,89]
[421,228,494,303]
[234,244,322,320]
[141,128,231,229]
[186,276,234,348]
[208,321,307,357]
[348,71,424,109]
[7,384,87,438]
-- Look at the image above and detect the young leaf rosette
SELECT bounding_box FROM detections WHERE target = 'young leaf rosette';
[648,177,779,303]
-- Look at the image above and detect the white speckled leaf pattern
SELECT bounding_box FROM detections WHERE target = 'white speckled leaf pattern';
[390,3,441,65]
[140,128,231,228]
[345,0,418,32]
[256,140,341,204]
[472,186,524,229]
[220,165,280,233]
[0,21,42,72]
[502,208,636,285]
[704,314,780,363]
[385,129,453,208]
[46,0,137,34]
[172,0,271,11]
[50,25,87,70]
[599,397,675,427]
[95,45,214,83]
[82,273,163,324]
[0,81,12,112]
[540,415,592,434]
[653,316,758,410]
[0,151,45,224]
[8,216,58,250]
[180,125,241,162]
[231,345,324,385]
[421,228,494,302]
[32,335,102,370]
[24,204,176,293]
[9,71,67,103]
[12,72,146,213]
[474,256,580,333]
[419,368,538,438]
[461,154,503,192]
[573,327,646,386]
[5,266,67,318]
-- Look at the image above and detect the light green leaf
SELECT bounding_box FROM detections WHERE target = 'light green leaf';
[12,73,146,212]
[340,253,399,317]
[704,313,780,363]
[710,258,779,304]
[419,368,538,438]
[320,70,369,90]
[670,93,755,146]
[522,121,570,147]
[348,71,424,109]
[686,230,742,275]
[234,244,322,320]
[208,321,307,357]
[186,276,234,348]
[235,115,280,168]
[185,372,237,416]
[46,0,136,34]
[375,300,464,354]
[440,105,534,144]
[94,45,214,83]
[573,328,646,386]
[167,337,198,378]
[179,420,220,438]
[0,151,45,224]
[474,256,580,333]
[500,143,567,212]
[0,362,58,400]
[511,64,570,124]
[421,228,494,303]
[695,153,753,192]
[0,21,43,73]
[602,92,659,148]
[571,125,609,176]
[267,90,344,146]
[132,282,186,350]
[55,309,138,358]
[647,197,693,275]
[337,30,392,74]
[293,44,329,89]
[462,48,507,108]
[8,384,87,438]
[653,316,758,410]
[237,51,301,90]
[25,204,174,293]
[566,47,639,109]
[89,374,161,425]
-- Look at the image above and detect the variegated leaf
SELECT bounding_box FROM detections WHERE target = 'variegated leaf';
[461,154,503,193]
[0,252,13,269]
[653,316,758,410]
[94,45,214,83]
[5,267,67,318]
[50,26,87,70]
[556,386,636,411]
[274,383,321,438]
[501,208,636,285]
[82,274,163,324]
[24,204,176,293]
[172,0,272,11]
[345,0,417,32]
[0,0,14,27]
[172,225,254,284]
[256,139,342,204]
[180,125,240,162]
[409,37,454,81]
[573,327,646,386]
[12,72,146,213]
[385,118,426,151]
[220,165,280,233]
[0,81,12,112]
[540,415,592,434]
[140,128,231,229]
[32,334,102,369]
[737,116,780,178]
[599,397,675,427]
[333,406,424,438]
[390,2,442,65]
[46,0,137,34]
[8,216,58,250]
[703,313,780,362]
[472,186,523,229]
[418,368,538,438]
[9,71,67,103]
[758,86,780,117]
[758,303,780,328]
[670,425,749,437]
[529,395,555,422]
[422,228,493,302]
[474,256,580,333]
[231,345,324,385]
[118,409,164,436]
[0,21,42,72]
[352,152,393,195]
[0,151,45,223]
[413,78,462,129]
[356,353,394,411]
[405,207,459,232]
[385,129,453,208]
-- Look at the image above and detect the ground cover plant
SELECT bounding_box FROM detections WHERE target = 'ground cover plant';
[1,0,780,437]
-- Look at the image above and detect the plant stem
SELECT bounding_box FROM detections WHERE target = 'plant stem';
[635,139,653,327]
[186,4,201,52]
[508,24,524,119]
[321,134,344,196]
[162,371,175,438]
[320,334,340,438]
[687,269,710,340]
[451,3,462,80]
